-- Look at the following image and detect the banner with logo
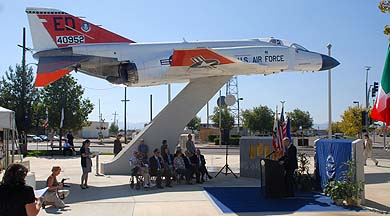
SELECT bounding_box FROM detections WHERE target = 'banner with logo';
[315,139,352,190]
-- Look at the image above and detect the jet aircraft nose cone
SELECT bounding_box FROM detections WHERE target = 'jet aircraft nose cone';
[320,54,340,71]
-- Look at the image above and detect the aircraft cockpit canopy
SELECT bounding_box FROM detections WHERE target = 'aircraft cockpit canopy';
[259,38,308,51]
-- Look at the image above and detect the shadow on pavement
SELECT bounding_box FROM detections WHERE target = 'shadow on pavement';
[36,181,205,204]
[364,199,390,214]
[364,173,390,184]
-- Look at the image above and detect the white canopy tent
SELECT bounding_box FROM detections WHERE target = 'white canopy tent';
[0,106,19,167]
[0,106,16,129]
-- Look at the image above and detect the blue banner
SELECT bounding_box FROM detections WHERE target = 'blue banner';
[315,139,352,190]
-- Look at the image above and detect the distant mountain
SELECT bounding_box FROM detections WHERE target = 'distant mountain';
[116,122,146,130]
[313,123,328,130]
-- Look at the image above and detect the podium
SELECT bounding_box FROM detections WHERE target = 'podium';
[260,159,285,198]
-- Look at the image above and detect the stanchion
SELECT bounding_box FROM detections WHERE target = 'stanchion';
[95,152,104,176]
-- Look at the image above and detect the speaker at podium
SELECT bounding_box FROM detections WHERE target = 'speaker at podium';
[260,159,285,198]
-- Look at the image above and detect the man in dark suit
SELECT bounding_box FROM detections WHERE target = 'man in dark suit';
[278,137,298,197]
[183,150,201,184]
[149,148,164,189]
[195,149,213,182]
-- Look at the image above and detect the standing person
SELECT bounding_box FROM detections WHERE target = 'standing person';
[138,139,149,163]
[160,139,168,157]
[0,163,43,216]
[80,139,93,189]
[149,148,164,189]
[186,134,196,155]
[44,166,70,208]
[113,134,123,156]
[195,148,213,181]
[66,131,75,152]
[278,137,298,197]
[364,134,378,166]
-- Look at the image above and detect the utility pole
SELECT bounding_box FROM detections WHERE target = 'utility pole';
[168,84,171,103]
[22,27,27,133]
[150,94,153,123]
[206,102,209,128]
[112,111,118,126]
[121,87,130,143]
[365,66,371,134]
[327,44,332,138]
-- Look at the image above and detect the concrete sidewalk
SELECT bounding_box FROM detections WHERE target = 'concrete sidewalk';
[19,154,389,215]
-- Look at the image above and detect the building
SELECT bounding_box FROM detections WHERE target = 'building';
[79,121,109,139]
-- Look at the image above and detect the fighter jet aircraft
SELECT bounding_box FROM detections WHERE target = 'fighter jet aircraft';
[26,7,339,87]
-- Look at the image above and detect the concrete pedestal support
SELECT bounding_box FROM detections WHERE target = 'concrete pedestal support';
[102,76,231,174]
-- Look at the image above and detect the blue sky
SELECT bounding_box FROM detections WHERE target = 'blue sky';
[0,1,388,129]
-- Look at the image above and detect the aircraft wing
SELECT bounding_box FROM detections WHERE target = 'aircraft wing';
[169,48,267,78]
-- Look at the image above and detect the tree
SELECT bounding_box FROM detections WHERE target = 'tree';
[210,106,235,130]
[0,65,39,132]
[242,105,274,134]
[378,0,390,41]
[339,106,364,136]
[187,116,201,132]
[109,122,119,136]
[331,122,343,134]
[40,75,94,132]
[290,109,313,132]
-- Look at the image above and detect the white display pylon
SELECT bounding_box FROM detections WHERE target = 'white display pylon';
[101,76,231,174]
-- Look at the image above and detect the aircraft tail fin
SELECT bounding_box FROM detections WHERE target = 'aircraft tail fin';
[26,7,135,51]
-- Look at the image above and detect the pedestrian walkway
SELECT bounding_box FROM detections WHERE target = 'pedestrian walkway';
[10,154,389,215]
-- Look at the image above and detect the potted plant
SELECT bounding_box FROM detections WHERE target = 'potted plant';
[295,153,314,191]
[324,160,364,206]
[324,180,345,205]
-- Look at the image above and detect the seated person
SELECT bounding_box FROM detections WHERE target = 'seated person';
[149,148,164,189]
[183,150,201,184]
[162,148,174,187]
[129,151,151,188]
[195,148,213,181]
[62,139,73,156]
[173,150,191,184]
[44,166,70,208]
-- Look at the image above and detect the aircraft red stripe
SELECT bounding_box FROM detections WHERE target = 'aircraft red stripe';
[37,14,134,48]
[171,48,234,67]
[34,69,71,87]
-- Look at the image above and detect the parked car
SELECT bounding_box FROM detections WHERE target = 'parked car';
[33,136,43,142]
[27,135,43,142]
[39,135,48,141]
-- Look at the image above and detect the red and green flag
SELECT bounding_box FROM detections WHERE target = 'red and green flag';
[371,45,390,126]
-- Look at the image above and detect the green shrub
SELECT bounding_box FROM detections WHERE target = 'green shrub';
[208,134,219,142]
[214,137,240,145]
[229,137,240,145]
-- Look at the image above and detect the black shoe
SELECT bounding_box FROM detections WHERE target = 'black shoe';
[157,185,164,189]
[201,179,205,182]
[196,181,203,184]
[208,175,213,179]
[166,185,172,188]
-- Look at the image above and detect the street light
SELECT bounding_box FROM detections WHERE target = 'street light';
[299,125,303,146]
[237,97,243,133]
[327,44,332,138]
[353,101,360,108]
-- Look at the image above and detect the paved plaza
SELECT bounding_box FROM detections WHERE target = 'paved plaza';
[13,148,387,216]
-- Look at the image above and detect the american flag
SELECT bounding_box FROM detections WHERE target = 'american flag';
[43,108,49,128]
[272,107,284,155]
[280,106,287,139]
